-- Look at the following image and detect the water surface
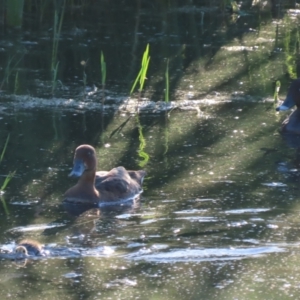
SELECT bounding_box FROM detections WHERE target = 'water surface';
[1,1,300,299]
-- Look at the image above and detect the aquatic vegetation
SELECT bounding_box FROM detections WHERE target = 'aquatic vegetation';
[0,135,15,215]
[99,51,107,143]
[165,59,169,103]
[13,71,19,95]
[273,80,281,107]
[100,51,106,107]
[163,119,169,158]
[128,44,150,165]
[81,60,88,97]
[0,171,15,194]
[0,134,10,164]
[136,116,149,168]
[0,54,23,91]
[51,61,60,95]
[229,1,239,13]
[0,134,15,195]
[130,44,150,97]
[51,0,66,94]
[51,0,66,71]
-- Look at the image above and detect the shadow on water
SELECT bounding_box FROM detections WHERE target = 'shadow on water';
[1,0,300,299]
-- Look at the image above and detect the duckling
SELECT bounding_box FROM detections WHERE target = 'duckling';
[14,239,45,258]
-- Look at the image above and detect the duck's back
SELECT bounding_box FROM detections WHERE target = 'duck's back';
[95,166,146,201]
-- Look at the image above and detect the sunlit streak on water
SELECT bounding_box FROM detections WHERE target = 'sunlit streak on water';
[127,246,285,263]
[8,223,65,232]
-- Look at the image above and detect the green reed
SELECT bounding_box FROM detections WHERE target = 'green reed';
[51,0,65,70]
[0,195,9,215]
[100,51,106,107]
[129,44,150,165]
[130,44,150,96]
[51,61,60,95]
[283,16,298,80]
[0,54,23,91]
[14,71,19,94]
[100,51,106,88]
[51,0,66,93]
[0,171,15,192]
[0,135,10,163]
[81,60,88,96]
[129,44,150,114]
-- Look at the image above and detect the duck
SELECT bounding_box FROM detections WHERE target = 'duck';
[64,144,146,205]
[276,78,300,134]
[14,239,45,258]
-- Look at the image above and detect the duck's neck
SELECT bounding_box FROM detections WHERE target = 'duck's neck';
[77,168,99,195]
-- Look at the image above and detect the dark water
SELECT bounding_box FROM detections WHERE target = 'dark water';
[1,1,300,299]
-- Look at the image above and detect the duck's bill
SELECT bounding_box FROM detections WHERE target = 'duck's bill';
[69,159,85,177]
[276,96,296,111]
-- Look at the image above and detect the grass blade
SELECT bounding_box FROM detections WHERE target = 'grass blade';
[0,134,10,163]
[100,51,106,86]
[0,171,15,192]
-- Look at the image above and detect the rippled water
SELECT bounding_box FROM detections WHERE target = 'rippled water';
[0,101,298,298]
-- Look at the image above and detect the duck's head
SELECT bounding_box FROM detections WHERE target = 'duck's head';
[69,145,97,178]
[15,245,28,257]
[276,78,300,111]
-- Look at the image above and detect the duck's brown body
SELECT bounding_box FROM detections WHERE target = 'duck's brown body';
[64,145,146,204]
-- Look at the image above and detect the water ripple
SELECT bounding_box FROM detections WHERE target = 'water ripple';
[127,246,285,263]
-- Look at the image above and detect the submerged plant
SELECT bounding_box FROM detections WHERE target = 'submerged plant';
[165,59,169,103]
[0,170,15,215]
[0,135,15,215]
[163,117,169,156]
[136,115,149,168]
[51,61,60,95]
[128,45,151,165]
